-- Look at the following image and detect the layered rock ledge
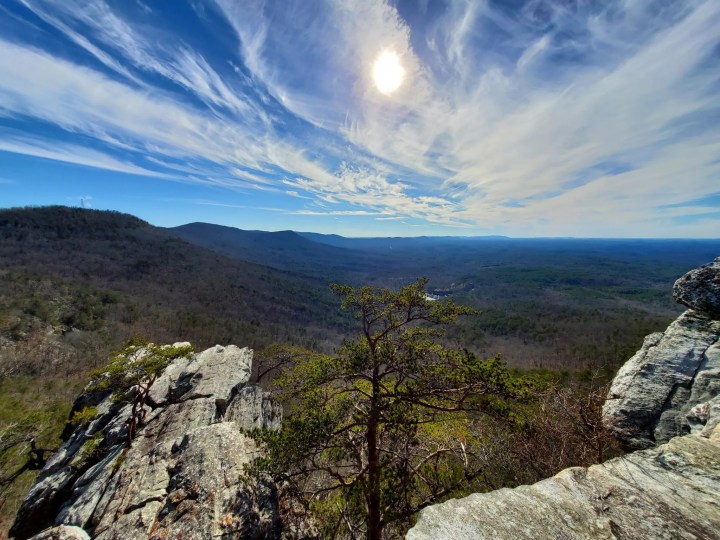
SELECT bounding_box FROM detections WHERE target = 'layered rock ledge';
[604,256,720,448]
[11,344,286,540]
[408,427,720,540]
[408,257,720,540]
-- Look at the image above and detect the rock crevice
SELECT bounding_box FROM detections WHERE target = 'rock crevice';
[11,344,290,540]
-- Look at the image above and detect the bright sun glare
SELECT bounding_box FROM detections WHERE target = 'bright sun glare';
[372,50,405,95]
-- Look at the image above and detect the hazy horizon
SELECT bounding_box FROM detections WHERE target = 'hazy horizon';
[4,204,720,241]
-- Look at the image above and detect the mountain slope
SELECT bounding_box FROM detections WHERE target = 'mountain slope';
[0,207,348,377]
[169,222,389,278]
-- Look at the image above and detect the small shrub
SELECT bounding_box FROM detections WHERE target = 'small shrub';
[89,339,194,443]
[68,406,97,428]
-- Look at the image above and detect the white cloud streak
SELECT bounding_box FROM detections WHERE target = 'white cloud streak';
[283,163,466,226]
[214,0,719,234]
[0,37,273,174]
[0,133,172,177]
[291,210,391,216]
[19,0,265,119]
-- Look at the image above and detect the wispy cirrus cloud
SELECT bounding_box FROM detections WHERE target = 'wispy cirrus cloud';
[0,37,267,172]
[16,0,143,84]
[208,0,720,235]
[291,210,392,217]
[284,163,466,226]
[184,199,286,212]
[1,2,455,224]
[18,0,263,118]
[1,0,718,236]
[0,132,172,177]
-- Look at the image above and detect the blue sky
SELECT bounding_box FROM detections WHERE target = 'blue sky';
[0,0,719,237]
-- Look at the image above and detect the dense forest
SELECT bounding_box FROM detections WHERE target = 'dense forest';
[0,206,718,534]
[172,220,718,371]
[0,206,352,373]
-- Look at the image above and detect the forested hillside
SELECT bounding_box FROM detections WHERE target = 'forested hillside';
[1,206,348,377]
[170,222,376,280]
[0,207,357,527]
[5,206,717,378]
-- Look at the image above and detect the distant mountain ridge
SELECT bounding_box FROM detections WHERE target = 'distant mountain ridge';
[3,206,719,372]
[297,231,510,250]
[170,222,351,266]
[168,222,515,277]
[168,222,385,278]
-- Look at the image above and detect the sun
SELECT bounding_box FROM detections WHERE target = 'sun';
[372,50,405,95]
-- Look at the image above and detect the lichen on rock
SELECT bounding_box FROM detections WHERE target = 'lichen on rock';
[10,344,311,540]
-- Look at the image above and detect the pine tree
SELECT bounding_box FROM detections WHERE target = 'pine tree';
[254,278,528,539]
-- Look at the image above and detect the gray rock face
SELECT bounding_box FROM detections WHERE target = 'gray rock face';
[602,310,720,448]
[12,344,291,540]
[602,256,720,449]
[408,427,720,540]
[673,257,720,319]
[29,525,90,540]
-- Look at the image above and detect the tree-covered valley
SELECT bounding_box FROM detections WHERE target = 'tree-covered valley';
[1,206,718,536]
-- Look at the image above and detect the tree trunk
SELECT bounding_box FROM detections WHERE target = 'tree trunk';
[366,368,382,540]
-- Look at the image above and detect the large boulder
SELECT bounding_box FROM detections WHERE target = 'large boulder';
[602,312,720,448]
[10,344,298,540]
[673,257,720,319]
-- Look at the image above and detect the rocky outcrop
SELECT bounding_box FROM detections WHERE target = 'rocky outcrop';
[408,425,720,540]
[603,258,720,448]
[10,344,299,540]
[407,257,720,540]
[674,256,720,319]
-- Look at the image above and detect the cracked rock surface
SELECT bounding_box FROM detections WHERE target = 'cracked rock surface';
[408,428,720,540]
[11,344,288,540]
[408,257,720,540]
[604,258,720,449]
